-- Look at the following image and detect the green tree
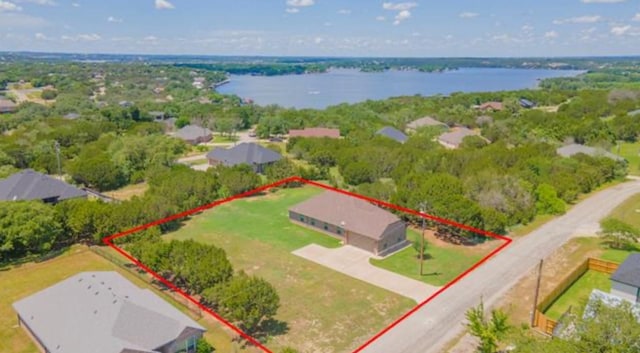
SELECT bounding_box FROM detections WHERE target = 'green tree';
[203,271,280,334]
[195,338,214,353]
[465,301,511,353]
[535,183,566,215]
[212,164,261,197]
[599,218,639,250]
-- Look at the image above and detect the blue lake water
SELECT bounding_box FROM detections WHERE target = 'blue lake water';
[216,68,583,109]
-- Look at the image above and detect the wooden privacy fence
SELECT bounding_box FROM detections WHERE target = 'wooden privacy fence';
[90,246,204,319]
[533,258,619,335]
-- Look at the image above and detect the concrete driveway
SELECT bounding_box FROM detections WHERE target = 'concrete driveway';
[293,244,440,303]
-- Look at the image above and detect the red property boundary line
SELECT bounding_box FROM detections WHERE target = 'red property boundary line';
[103,176,512,353]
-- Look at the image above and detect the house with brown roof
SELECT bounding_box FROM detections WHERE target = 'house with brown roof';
[289,191,408,256]
[288,127,340,139]
[406,116,448,131]
[476,101,504,112]
[0,97,17,114]
[438,127,487,149]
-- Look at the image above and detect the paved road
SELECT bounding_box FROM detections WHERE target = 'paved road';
[294,244,440,303]
[361,179,640,353]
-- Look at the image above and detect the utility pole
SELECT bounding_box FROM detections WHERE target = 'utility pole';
[54,140,62,178]
[419,202,426,277]
[531,259,544,327]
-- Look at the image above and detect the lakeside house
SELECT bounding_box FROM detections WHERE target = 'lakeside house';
[556,143,624,162]
[289,191,408,256]
[376,126,408,144]
[174,125,213,145]
[476,101,504,112]
[0,169,87,203]
[406,116,448,131]
[288,127,341,139]
[437,127,484,149]
[12,271,205,353]
[206,142,282,173]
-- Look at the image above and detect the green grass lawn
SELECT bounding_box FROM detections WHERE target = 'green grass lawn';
[166,186,415,353]
[608,192,640,229]
[0,246,251,353]
[370,229,486,287]
[612,141,640,176]
[544,270,611,320]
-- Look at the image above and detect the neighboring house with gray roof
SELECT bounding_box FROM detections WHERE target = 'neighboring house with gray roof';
[289,191,407,256]
[12,271,205,353]
[0,97,17,114]
[437,127,485,149]
[611,253,640,303]
[0,169,87,203]
[174,125,212,145]
[376,126,408,143]
[406,116,447,131]
[206,142,282,173]
[556,143,624,162]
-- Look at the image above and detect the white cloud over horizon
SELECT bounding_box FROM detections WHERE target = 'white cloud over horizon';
[459,12,479,19]
[154,0,174,10]
[553,15,602,24]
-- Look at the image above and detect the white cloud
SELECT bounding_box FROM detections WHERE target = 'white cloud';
[581,0,625,3]
[338,9,351,15]
[544,30,559,38]
[633,13,640,21]
[34,32,48,40]
[553,15,602,24]
[154,0,174,10]
[375,15,386,21]
[611,25,630,35]
[522,24,534,32]
[15,0,56,5]
[286,0,314,7]
[107,16,123,23]
[62,33,101,41]
[459,12,478,19]
[323,21,332,26]
[393,9,411,25]
[71,2,79,7]
[0,1,22,12]
[143,35,157,41]
[382,2,417,11]
[314,37,323,44]
[285,7,298,13]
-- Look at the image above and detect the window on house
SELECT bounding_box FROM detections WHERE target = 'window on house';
[337,229,342,235]
[383,243,388,249]
[311,219,315,226]
[299,215,305,222]
[323,223,329,230]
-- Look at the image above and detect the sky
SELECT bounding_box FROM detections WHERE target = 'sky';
[1,0,640,57]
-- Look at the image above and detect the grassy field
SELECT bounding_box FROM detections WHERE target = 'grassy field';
[166,186,415,353]
[104,182,149,201]
[612,142,640,176]
[0,246,252,353]
[544,270,611,320]
[370,229,490,286]
[608,192,640,229]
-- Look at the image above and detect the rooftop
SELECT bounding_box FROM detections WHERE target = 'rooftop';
[406,116,447,129]
[0,169,87,202]
[611,253,640,288]
[12,271,204,353]
[556,143,624,161]
[376,126,408,143]
[174,124,212,141]
[438,127,479,148]
[289,191,403,240]
[207,142,282,166]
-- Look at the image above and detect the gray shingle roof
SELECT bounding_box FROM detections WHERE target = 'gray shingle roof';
[556,144,624,161]
[289,191,403,240]
[407,116,447,129]
[206,143,282,167]
[0,169,87,202]
[174,125,212,141]
[12,271,204,353]
[611,253,640,288]
[376,126,408,143]
[438,128,479,148]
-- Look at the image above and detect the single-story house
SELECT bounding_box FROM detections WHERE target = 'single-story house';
[63,112,81,120]
[0,97,17,114]
[207,142,282,173]
[438,127,484,149]
[406,116,448,131]
[376,126,408,144]
[118,100,133,108]
[611,253,640,303]
[519,98,536,109]
[0,169,87,203]
[476,101,504,112]
[556,143,624,162]
[174,125,213,145]
[289,191,408,256]
[288,127,340,139]
[12,271,206,353]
